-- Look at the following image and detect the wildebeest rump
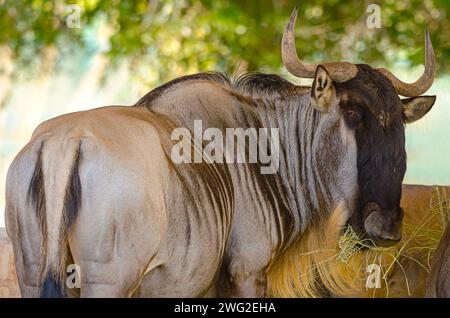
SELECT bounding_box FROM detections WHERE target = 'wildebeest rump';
[5,8,437,297]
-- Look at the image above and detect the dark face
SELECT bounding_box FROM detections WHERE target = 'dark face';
[337,64,407,247]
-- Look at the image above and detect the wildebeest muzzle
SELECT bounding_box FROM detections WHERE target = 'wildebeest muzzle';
[363,202,404,247]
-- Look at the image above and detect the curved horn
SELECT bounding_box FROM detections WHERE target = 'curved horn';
[377,30,436,96]
[281,7,358,82]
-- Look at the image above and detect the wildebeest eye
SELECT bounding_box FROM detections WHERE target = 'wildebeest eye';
[345,110,357,118]
[343,108,362,126]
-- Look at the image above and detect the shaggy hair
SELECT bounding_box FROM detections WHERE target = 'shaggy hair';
[266,202,395,297]
[135,72,310,107]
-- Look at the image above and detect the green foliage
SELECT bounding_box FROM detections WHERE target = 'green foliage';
[1,0,449,85]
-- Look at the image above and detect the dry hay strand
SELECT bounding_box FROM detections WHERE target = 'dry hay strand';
[267,187,450,298]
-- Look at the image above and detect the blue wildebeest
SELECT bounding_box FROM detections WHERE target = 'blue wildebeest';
[5,8,437,297]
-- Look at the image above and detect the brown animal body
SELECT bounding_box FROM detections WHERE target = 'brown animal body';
[424,185,450,297]
[427,224,450,297]
[384,185,449,297]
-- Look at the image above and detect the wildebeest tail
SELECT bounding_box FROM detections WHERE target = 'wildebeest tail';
[27,140,82,297]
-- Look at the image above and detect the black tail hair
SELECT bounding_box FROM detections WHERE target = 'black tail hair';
[27,142,82,298]
[41,271,65,298]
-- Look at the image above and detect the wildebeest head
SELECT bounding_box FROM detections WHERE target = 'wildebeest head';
[282,8,436,247]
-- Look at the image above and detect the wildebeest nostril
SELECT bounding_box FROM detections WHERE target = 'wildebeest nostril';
[363,210,383,237]
[383,232,402,242]
[364,206,402,246]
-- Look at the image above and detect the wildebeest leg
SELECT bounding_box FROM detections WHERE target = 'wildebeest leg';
[65,135,166,298]
[5,204,41,298]
[70,245,158,298]
[71,259,133,297]
[5,142,44,297]
[202,283,218,297]
[67,190,163,297]
[219,255,268,297]
[68,217,161,298]
[228,271,267,297]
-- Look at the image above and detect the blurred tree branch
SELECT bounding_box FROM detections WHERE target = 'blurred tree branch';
[0,0,448,86]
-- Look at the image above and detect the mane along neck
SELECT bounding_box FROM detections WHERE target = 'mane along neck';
[250,90,336,239]
[212,73,336,237]
[266,203,367,297]
[236,76,368,298]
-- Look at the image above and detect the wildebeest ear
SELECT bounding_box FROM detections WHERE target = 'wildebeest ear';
[311,65,336,112]
[402,95,436,123]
